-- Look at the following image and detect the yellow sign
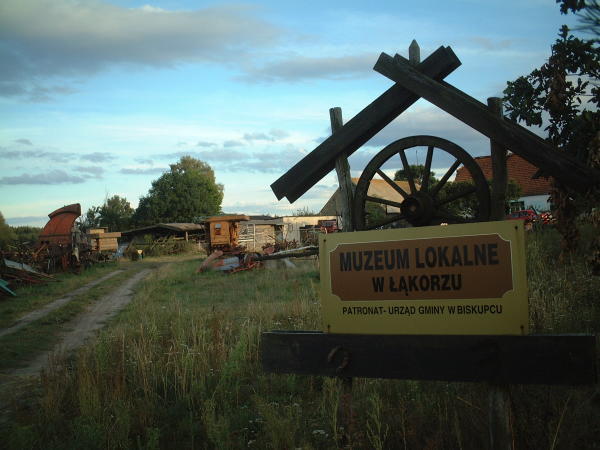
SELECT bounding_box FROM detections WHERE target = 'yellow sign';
[319,221,528,335]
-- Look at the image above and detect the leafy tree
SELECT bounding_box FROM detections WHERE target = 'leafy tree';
[99,195,134,231]
[0,212,16,250]
[133,156,223,225]
[503,1,600,257]
[394,164,436,187]
[82,206,101,230]
[11,226,41,245]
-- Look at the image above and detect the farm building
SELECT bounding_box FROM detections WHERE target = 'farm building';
[455,154,552,212]
[320,178,414,220]
[238,216,282,252]
[120,223,205,241]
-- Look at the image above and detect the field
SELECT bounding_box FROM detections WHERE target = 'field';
[0,228,599,449]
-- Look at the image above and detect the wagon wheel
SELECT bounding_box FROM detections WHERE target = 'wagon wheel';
[353,135,490,230]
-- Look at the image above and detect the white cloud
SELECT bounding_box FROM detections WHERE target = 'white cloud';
[0,0,281,100]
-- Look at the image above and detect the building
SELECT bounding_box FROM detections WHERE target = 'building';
[320,178,415,224]
[455,154,552,212]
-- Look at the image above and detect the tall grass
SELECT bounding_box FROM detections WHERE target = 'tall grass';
[1,230,599,449]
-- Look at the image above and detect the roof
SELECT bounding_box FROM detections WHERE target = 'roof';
[455,154,551,197]
[320,178,415,215]
[204,214,250,222]
[121,223,204,236]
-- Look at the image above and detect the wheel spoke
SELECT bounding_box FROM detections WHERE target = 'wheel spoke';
[366,195,404,209]
[364,213,406,230]
[375,169,409,198]
[421,145,434,192]
[399,150,417,194]
[434,185,477,207]
[430,159,462,198]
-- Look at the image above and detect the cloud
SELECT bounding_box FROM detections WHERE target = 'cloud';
[197,141,217,147]
[0,169,87,185]
[158,145,305,174]
[119,167,166,175]
[243,132,274,142]
[0,149,77,163]
[243,129,290,142]
[239,53,376,82]
[5,215,48,226]
[0,0,281,100]
[469,37,514,51]
[80,152,116,163]
[269,129,289,140]
[14,138,32,145]
[134,157,154,165]
[74,165,104,178]
[223,140,242,148]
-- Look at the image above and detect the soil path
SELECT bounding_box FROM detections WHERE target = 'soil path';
[10,268,152,377]
[0,269,124,339]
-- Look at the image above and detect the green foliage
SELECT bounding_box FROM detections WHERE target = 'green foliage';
[82,206,101,229]
[0,211,16,250]
[9,225,41,245]
[504,2,600,256]
[99,195,134,231]
[365,200,386,227]
[393,164,436,187]
[133,156,223,225]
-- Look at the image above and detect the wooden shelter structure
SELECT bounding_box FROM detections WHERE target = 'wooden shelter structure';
[271,44,599,230]
[205,214,250,251]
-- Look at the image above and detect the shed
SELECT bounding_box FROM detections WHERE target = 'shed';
[120,223,205,241]
[204,215,250,251]
[238,216,283,252]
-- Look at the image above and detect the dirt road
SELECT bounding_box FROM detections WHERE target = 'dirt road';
[9,268,152,377]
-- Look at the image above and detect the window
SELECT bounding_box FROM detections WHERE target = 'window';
[214,223,222,235]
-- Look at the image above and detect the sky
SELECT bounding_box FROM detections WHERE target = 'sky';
[0,0,580,227]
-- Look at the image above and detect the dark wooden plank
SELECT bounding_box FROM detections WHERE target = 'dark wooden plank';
[261,331,597,385]
[270,46,461,203]
[373,53,600,192]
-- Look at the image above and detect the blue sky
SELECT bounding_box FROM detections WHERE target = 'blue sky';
[0,0,578,226]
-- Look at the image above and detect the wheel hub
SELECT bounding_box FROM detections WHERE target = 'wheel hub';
[401,192,435,226]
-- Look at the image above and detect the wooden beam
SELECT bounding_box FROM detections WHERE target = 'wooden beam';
[270,46,461,203]
[373,53,600,192]
[261,332,597,385]
[488,97,508,221]
[330,107,355,232]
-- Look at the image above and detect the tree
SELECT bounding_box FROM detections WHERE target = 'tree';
[133,156,223,225]
[0,212,16,250]
[503,2,600,258]
[394,164,436,187]
[99,195,134,231]
[82,206,101,230]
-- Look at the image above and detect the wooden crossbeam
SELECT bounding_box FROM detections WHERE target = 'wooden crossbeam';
[270,46,461,203]
[373,53,600,192]
[261,331,597,385]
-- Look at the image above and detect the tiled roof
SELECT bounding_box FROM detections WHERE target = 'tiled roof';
[455,154,551,196]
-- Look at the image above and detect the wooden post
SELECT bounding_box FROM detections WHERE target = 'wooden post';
[409,39,420,66]
[330,107,355,232]
[488,97,508,221]
[489,385,513,450]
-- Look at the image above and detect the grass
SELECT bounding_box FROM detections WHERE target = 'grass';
[0,261,124,328]
[0,233,599,449]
